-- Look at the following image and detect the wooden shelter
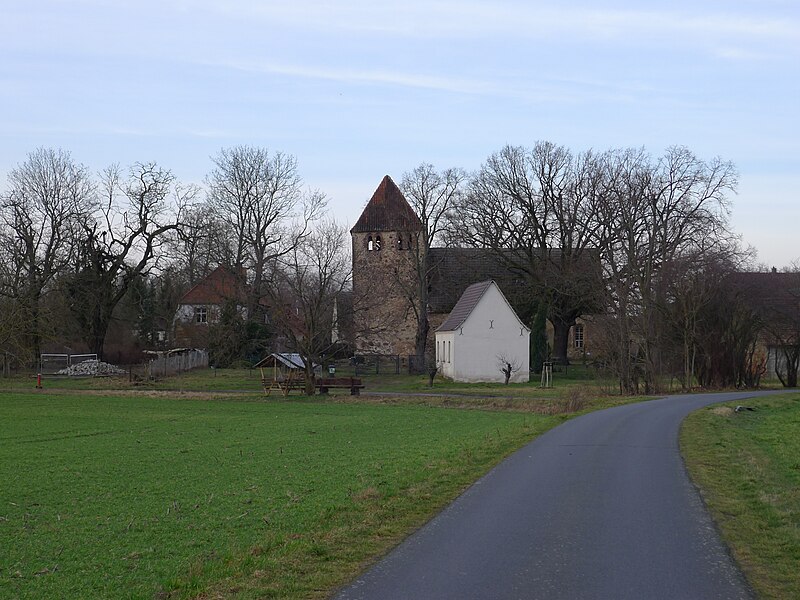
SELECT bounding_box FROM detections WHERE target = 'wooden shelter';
[254,353,308,396]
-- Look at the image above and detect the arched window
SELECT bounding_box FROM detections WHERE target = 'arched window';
[397,236,403,250]
[367,236,374,251]
[375,235,382,251]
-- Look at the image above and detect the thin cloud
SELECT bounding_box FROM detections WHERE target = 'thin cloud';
[208,59,503,96]
[184,1,799,44]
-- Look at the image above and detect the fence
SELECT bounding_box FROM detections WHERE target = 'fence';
[39,353,98,375]
[343,354,426,376]
[147,349,209,378]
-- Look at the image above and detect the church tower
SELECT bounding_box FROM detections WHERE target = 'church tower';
[351,175,423,355]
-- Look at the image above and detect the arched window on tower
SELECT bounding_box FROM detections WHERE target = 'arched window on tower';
[397,236,403,250]
[375,235,382,251]
[367,236,374,251]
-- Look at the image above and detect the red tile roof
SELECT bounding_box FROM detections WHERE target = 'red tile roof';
[350,175,423,233]
[179,266,247,305]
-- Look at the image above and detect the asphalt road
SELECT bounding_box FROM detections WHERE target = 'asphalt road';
[334,391,780,600]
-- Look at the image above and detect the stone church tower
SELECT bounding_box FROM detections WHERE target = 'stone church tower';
[351,175,423,355]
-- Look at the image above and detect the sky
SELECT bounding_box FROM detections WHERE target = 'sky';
[1,0,798,267]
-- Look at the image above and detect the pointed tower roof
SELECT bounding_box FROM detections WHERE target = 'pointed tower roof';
[351,175,423,233]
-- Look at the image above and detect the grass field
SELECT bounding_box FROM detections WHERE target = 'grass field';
[2,362,618,396]
[681,395,800,600]
[0,391,566,599]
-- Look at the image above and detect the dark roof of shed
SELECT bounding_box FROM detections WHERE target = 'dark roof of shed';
[350,175,423,233]
[437,280,495,332]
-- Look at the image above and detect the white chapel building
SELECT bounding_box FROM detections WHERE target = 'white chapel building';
[435,280,530,383]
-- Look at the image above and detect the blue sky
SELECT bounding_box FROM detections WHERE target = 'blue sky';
[1,0,798,267]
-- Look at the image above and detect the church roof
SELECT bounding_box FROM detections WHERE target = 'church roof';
[350,175,423,233]
[427,248,525,314]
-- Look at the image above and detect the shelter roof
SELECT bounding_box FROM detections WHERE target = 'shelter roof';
[253,353,307,369]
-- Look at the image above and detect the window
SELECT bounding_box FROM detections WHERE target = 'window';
[195,306,208,324]
[574,324,584,349]
[375,235,382,251]
[397,236,403,250]
[447,340,451,363]
[367,236,374,251]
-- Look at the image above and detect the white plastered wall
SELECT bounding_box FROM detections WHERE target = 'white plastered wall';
[436,283,530,383]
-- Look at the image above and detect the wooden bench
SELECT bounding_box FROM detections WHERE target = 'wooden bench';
[315,377,364,395]
[261,377,306,396]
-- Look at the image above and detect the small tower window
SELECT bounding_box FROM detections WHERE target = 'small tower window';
[397,236,403,250]
[367,236,374,251]
[375,235,382,251]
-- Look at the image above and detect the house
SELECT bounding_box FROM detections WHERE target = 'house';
[435,280,530,383]
[172,266,247,347]
[732,269,800,383]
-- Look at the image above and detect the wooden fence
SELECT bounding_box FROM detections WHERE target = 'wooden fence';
[147,349,209,378]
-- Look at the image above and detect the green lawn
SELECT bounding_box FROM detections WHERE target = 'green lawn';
[0,392,564,599]
[681,395,800,600]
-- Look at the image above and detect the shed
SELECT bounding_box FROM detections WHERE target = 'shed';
[435,280,530,383]
[253,353,310,396]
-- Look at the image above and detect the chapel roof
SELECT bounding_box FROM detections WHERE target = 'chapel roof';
[350,175,423,234]
[437,280,495,332]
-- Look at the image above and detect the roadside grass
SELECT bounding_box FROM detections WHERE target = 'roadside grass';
[0,391,566,599]
[681,395,800,600]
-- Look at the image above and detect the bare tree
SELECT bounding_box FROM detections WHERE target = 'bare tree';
[268,221,351,395]
[400,163,467,371]
[63,162,190,357]
[453,142,605,366]
[497,353,522,384]
[0,147,93,362]
[594,146,737,393]
[168,202,231,287]
[740,269,800,388]
[206,146,325,318]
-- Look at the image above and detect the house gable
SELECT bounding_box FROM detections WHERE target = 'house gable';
[436,280,530,383]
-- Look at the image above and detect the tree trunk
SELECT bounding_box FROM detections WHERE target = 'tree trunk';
[304,362,316,395]
[781,346,800,388]
[413,313,430,374]
[550,318,573,365]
